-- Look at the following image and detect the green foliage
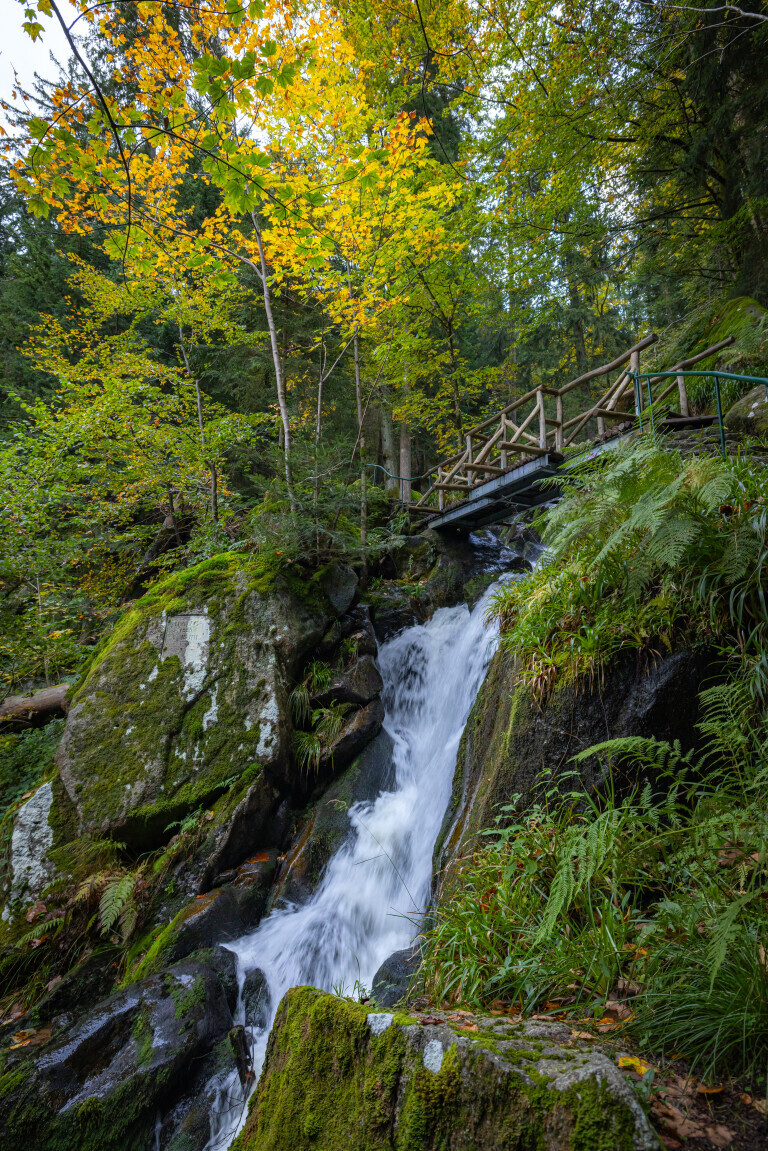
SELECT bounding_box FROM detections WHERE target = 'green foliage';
[292,701,353,775]
[289,659,333,726]
[0,718,63,821]
[424,710,768,1079]
[488,440,768,699]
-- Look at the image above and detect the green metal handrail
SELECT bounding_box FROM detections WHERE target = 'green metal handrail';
[630,370,768,458]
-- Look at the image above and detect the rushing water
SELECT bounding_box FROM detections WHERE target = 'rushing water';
[203,585,502,1150]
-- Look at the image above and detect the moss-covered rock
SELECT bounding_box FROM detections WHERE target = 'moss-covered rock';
[54,555,333,850]
[0,957,234,1151]
[724,383,768,437]
[233,987,659,1151]
[435,646,714,873]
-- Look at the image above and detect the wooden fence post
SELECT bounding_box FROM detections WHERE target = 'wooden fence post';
[499,414,507,470]
[677,374,689,417]
[537,389,547,449]
[555,393,563,451]
[465,434,473,488]
[630,348,641,418]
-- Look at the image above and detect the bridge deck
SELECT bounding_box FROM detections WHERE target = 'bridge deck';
[421,450,565,531]
[408,330,739,533]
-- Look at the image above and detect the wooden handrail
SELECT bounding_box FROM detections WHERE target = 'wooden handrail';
[410,331,736,516]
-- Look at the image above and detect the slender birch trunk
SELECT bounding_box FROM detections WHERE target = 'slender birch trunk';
[252,212,295,510]
[353,327,367,556]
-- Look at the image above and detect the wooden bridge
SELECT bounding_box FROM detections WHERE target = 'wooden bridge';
[410,332,737,532]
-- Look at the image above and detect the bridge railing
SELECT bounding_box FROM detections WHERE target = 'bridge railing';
[633,369,768,458]
[413,332,739,512]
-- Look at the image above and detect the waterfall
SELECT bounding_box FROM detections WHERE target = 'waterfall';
[203,584,502,1150]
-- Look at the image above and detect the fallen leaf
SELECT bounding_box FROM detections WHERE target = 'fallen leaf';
[0,1003,24,1025]
[604,998,633,1020]
[458,1022,479,1032]
[571,1030,596,1041]
[11,1030,33,1043]
[25,901,46,923]
[696,1083,724,1095]
[418,1015,444,1026]
[615,978,642,996]
[618,1055,654,1076]
[595,1016,621,1032]
[702,1124,734,1147]
[754,1098,767,1115]
[45,975,63,993]
[740,1092,752,1106]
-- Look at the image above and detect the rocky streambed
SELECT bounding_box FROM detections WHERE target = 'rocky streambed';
[0,527,735,1150]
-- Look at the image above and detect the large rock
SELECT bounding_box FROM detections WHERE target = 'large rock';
[272,729,395,905]
[129,853,279,982]
[3,780,56,909]
[724,384,768,438]
[318,698,385,775]
[436,646,715,875]
[54,555,333,849]
[320,561,358,615]
[0,958,235,1151]
[371,941,422,1008]
[311,655,383,708]
[232,987,659,1151]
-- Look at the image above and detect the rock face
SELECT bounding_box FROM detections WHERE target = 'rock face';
[54,555,336,849]
[4,780,56,908]
[724,384,768,438]
[272,729,395,905]
[437,646,715,872]
[0,957,235,1151]
[311,654,384,708]
[369,528,530,639]
[232,987,659,1151]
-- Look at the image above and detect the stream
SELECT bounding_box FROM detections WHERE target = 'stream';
[203,582,503,1150]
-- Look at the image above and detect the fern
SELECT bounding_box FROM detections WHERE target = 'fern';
[98,873,136,936]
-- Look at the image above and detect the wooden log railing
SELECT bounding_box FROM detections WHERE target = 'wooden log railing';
[414,333,736,512]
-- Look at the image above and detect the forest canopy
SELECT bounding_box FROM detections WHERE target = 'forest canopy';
[1,0,767,691]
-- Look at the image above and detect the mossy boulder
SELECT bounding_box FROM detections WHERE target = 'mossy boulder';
[724,383,768,438]
[436,646,714,873]
[54,555,334,850]
[232,987,658,1151]
[0,957,234,1151]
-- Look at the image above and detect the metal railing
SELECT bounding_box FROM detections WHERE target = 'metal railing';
[631,370,768,458]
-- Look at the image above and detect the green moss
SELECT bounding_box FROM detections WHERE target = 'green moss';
[234,989,642,1151]
[0,1051,174,1150]
[132,1006,153,1067]
[167,972,207,1024]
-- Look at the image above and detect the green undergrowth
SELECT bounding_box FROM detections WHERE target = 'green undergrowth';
[488,439,768,700]
[0,720,64,823]
[648,295,768,412]
[425,439,768,1083]
[424,711,768,1081]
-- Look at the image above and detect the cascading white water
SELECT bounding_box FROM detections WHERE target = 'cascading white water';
[203,585,502,1150]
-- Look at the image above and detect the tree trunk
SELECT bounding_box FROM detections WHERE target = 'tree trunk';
[0,684,69,731]
[380,406,398,493]
[252,213,295,509]
[399,421,412,505]
[353,328,367,557]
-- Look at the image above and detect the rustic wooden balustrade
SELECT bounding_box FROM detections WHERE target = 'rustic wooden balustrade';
[413,333,736,513]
